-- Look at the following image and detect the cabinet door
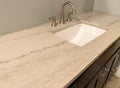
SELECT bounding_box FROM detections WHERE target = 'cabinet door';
[98,56,115,88]
[97,67,110,88]
[86,68,108,88]
[87,57,114,88]
[108,52,120,79]
[86,75,100,88]
[111,53,120,73]
[117,52,120,67]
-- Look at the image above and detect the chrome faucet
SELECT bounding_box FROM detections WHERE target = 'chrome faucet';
[60,1,76,24]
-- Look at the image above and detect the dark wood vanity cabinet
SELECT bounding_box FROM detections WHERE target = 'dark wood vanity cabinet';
[69,79,79,88]
[108,51,120,79]
[86,55,115,88]
[69,38,120,88]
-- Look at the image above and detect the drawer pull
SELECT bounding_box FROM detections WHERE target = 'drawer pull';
[104,68,109,72]
[99,73,105,77]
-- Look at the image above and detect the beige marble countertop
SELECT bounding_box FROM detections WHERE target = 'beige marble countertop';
[0,11,120,88]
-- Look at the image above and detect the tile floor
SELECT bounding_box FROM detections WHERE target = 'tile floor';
[115,66,120,78]
[104,75,120,88]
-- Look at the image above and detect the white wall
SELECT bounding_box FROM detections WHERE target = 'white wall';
[94,0,120,15]
[0,0,94,35]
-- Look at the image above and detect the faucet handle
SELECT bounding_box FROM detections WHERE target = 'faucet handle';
[67,12,73,22]
[49,16,56,20]
[49,16,57,27]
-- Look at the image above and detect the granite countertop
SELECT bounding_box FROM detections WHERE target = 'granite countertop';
[0,11,120,88]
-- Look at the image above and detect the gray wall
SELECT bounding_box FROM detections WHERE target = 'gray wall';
[94,0,120,15]
[0,0,94,35]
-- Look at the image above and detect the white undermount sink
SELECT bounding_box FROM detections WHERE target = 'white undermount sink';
[55,23,106,47]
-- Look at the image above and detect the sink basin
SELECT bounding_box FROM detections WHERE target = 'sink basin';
[55,24,106,47]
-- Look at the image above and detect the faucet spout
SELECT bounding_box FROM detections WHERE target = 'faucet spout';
[60,1,76,24]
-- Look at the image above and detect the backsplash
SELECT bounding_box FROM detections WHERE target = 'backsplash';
[0,0,94,35]
[94,0,120,15]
